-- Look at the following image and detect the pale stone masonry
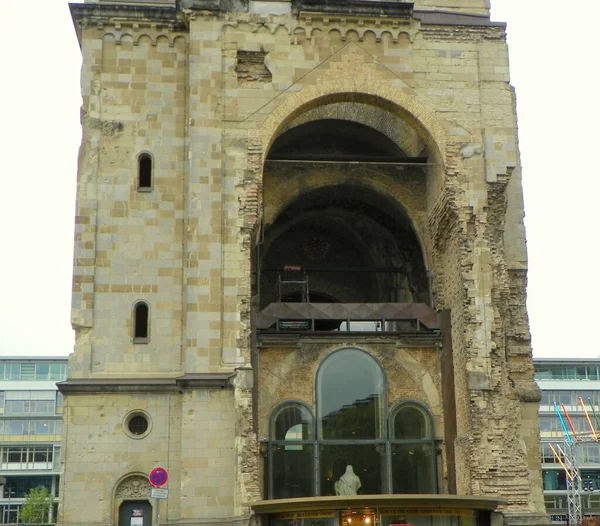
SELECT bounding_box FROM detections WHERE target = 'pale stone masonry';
[58,0,547,525]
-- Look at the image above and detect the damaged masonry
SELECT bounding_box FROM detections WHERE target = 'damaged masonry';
[57,0,547,526]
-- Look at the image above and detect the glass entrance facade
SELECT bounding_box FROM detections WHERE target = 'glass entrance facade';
[267,348,437,499]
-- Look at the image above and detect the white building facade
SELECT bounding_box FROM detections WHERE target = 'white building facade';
[0,357,67,524]
[535,359,600,523]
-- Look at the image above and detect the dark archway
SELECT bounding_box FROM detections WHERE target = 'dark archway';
[259,116,429,312]
[259,184,429,309]
[268,119,410,162]
[118,500,152,526]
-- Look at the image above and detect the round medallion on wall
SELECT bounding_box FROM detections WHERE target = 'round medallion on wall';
[123,410,152,439]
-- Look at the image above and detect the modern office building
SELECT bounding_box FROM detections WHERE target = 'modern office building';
[535,358,600,523]
[0,357,68,524]
[57,0,547,525]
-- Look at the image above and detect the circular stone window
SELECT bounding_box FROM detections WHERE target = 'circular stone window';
[123,411,152,439]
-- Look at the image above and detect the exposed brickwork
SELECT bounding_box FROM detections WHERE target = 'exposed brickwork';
[61,2,546,526]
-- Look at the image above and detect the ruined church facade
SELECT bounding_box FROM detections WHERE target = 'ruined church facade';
[58,0,547,525]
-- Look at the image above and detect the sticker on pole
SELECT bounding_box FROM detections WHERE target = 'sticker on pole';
[148,467,168,487]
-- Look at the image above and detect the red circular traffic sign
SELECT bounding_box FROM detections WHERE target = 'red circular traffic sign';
[149,467,168,487]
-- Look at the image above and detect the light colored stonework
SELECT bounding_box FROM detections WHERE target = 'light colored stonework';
[59,1,546,525]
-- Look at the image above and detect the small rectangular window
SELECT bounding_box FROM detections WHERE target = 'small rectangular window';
[35,363,50,380]
[7,448,24,464]
[137,153,153,190]
[49,363,66,380]
[6,364,21,380]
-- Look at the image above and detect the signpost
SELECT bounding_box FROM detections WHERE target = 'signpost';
[148,467,168,487]
[148,467,169,526]
[150,488,169,499]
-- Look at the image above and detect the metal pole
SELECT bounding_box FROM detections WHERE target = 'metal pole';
[564,441,583,526]
[155,497,159,526]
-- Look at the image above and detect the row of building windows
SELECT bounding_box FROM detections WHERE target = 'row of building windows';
[1,475,57,499]
[0,419,61,437]
[540,389,600,408]
[539,415,597,435]
[542,469,600,491]
[541,442,600,465]
[0,363,67,381]
[544,494,600,510]
[0,445,60,471]
[535,364,600,381]
[0,503,59,526]
[0,391,63,416]
[1,475,59,524]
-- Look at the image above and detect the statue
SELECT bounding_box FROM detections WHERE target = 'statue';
[334,465,361,496]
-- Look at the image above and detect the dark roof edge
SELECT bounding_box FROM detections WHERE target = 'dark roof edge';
[415,10,506,27]
[69,2,181,20]
[0,356,69,361]
[293,0,413,17]
[58,373,235,394]
[534,358,600,364]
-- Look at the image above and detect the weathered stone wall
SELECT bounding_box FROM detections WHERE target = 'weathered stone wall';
[60,392,182,524]
[70,24,187,378]
[258,341,443,435]
[59,388,236,524]
[62,1,545,525]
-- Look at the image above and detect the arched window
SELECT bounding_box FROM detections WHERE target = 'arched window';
[389,402,436,494]
[317,348,386,495]
[137,153,152,190]
[266,349,437,499]
[133,302,149,342]
[269,402,314,499]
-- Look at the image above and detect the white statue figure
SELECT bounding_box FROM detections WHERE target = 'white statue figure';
[334,465,362,496]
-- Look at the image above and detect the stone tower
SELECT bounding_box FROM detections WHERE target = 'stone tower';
[58,0,547,525]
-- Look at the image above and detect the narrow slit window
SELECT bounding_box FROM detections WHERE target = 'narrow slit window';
[134,302,149,341]
[138,153,152,190]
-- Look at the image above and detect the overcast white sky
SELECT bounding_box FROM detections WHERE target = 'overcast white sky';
[0,0,598,359]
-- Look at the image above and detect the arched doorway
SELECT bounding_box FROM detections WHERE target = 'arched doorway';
[118,500,152,526]
[114,474,154,526]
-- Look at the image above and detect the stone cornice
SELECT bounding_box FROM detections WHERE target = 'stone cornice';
[249,494,506,514]
[258,333,442,348]
[69,2,187,44]
[57,372,235,394]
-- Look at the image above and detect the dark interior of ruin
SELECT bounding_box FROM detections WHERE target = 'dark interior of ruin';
[256,118,435,333]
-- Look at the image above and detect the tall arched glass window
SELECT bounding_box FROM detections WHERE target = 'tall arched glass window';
[266,349,438,499]
[269,402,314,499]
[133,301,149,342]
[389,402,436,494]
[317,348,386,495]
[137,153,153,190]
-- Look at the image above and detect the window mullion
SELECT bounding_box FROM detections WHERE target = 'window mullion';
[386,440,392,494]
[267,442,273,500]
[314,439,319,497]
